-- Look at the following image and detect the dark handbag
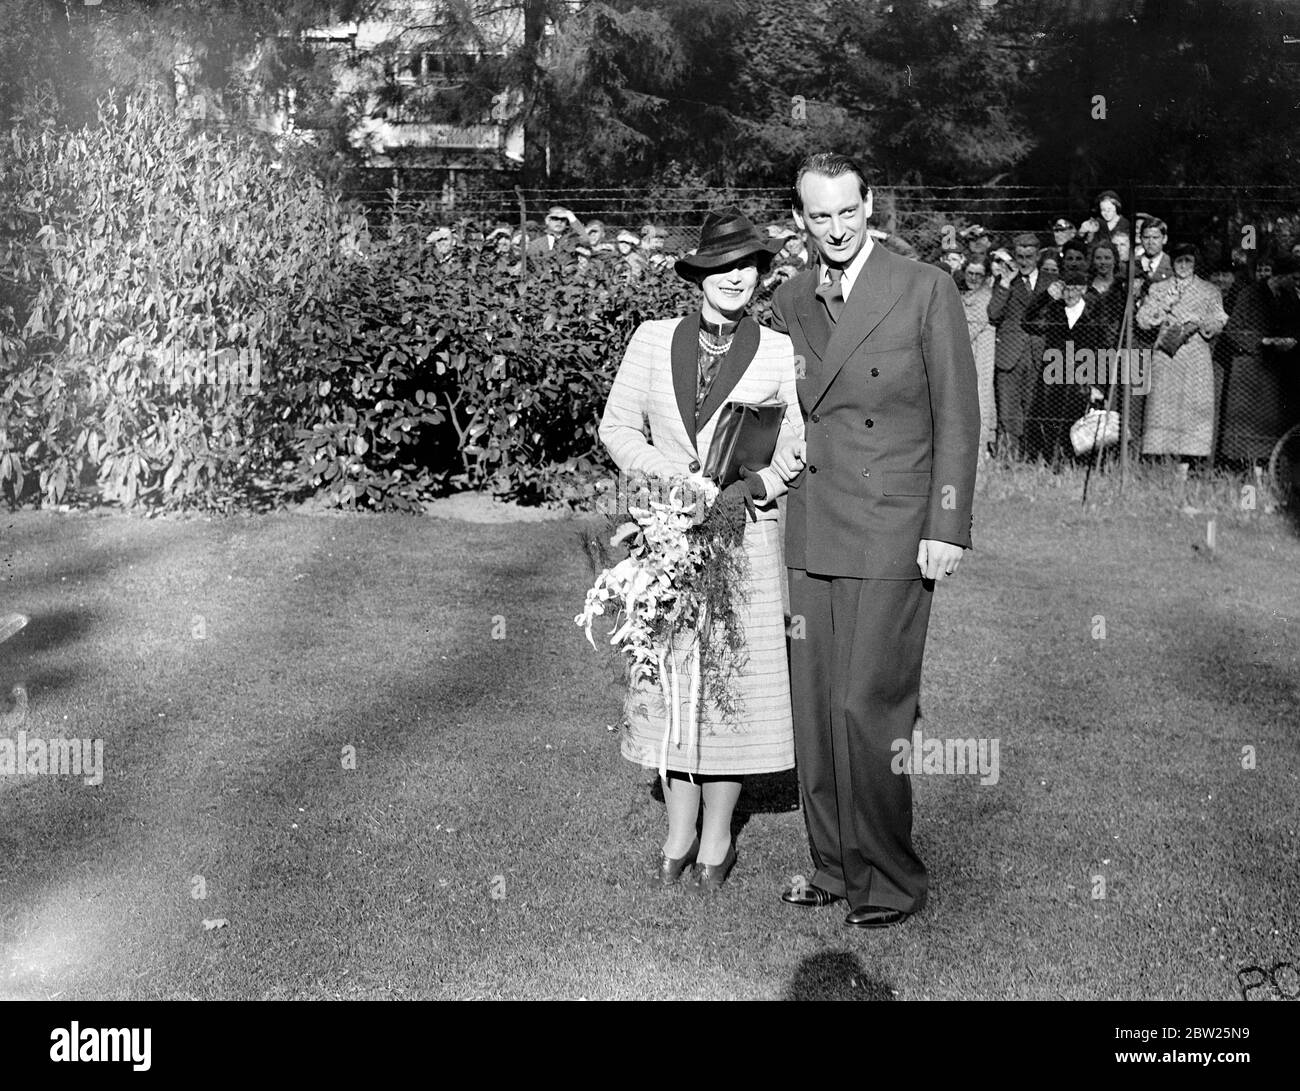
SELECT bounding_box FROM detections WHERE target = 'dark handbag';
[702,402,786,489]
[1154,319,1198,356]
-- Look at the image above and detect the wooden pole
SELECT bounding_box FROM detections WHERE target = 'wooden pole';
[1120,180,1141,494]
[515,185,528,282]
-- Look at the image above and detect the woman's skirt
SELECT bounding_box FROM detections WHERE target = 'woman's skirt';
[620,518,795,776]
[1143,343,1214,457]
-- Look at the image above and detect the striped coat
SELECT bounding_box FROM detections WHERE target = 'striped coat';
[597,314,803,775]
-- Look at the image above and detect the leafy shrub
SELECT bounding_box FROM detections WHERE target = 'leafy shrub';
[278,226,698,510]
[0,94,777,513]
[0,93,366,510]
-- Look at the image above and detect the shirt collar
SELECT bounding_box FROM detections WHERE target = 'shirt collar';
[819,235,875,297]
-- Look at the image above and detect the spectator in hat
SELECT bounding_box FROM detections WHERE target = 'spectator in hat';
[763,225,808,288]
[528,205,583,260]
[615,229,648,280]
[961,224,992,260]
[486,224,514,257]
[779,231,808,269]
[584,219,618,256]
[1096,190,1131,247]
[1022,270,1107,461]
[1049,218,1077,262]
[1137,241,1228,469]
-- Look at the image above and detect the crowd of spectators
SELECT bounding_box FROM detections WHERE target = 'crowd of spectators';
[424,192,1300,474]
[941,191,1300,472]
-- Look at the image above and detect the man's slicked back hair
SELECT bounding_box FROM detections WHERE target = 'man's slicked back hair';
[793,152,872,212]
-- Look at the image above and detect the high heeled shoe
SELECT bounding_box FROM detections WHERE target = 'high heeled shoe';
[658,836,700,885]
[689,841,737,893]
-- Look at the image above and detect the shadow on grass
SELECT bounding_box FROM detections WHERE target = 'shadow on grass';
[782,950,896,1001]
[5,608,95,657]
[1157,600,1298,728]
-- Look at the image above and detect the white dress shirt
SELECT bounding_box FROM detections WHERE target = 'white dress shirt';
[819,235,876,300]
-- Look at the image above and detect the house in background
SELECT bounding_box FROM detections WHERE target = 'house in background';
[305,2,526,197]
[173,1,527,205]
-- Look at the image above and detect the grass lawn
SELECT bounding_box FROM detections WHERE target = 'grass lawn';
[0,461,1297,1000]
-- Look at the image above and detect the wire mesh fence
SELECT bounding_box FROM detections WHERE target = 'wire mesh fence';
[351,181,1300,480]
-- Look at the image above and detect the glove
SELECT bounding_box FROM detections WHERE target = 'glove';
[721,467,765,522]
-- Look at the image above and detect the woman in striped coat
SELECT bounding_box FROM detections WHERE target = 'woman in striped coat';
[598,208,804,893]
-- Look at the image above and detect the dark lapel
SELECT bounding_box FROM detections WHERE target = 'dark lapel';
[670,313,700,451]
[807,243,903,411]
[791,269,827,363]
[696,316,760,432]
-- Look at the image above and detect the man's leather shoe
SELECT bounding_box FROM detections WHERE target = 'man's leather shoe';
[844,905,910,928]
[781,882,842,907]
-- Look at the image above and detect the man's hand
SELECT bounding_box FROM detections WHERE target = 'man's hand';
[917,539,965,581]
[770,437,806,481]
[1046,279,1064,301]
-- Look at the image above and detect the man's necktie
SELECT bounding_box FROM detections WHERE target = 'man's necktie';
[817,266,845,324]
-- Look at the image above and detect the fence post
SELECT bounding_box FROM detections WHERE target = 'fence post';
[1120,179,1139,493]
[515,185,528,283]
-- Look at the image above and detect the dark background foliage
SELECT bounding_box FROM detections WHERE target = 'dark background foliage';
[4,0,1300,512]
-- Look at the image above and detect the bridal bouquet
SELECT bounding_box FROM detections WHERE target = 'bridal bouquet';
[576,476,750,778]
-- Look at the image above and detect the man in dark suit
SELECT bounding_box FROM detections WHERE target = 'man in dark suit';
[767,152,980,928]
[989,233,1058,458]
[1136,218,1174,292]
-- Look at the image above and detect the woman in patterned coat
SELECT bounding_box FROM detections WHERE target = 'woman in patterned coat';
[960,256,997,457]
[1137,242,1228,464]
[598,208,804,892]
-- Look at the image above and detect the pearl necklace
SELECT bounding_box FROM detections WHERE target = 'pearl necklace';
[699,317,738,357]
[698,330,734,355]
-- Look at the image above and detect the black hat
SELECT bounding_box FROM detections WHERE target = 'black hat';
[1062,271,1088,286]
[1097,190,1122,208]
[1171,241,1199,261]
[675,207,782,279]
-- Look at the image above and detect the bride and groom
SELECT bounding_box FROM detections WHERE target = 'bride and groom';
[597,152,980,927]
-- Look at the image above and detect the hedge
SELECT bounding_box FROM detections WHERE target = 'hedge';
[0,97,762,512]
